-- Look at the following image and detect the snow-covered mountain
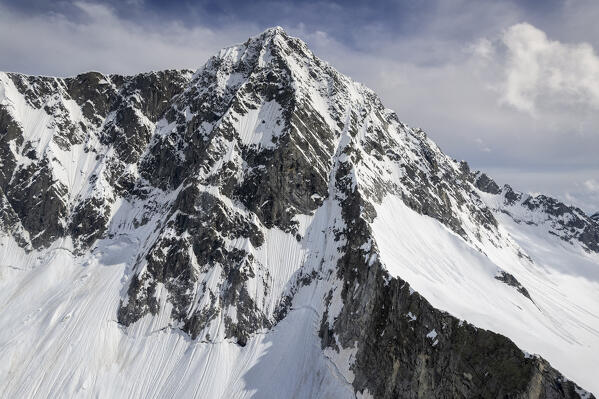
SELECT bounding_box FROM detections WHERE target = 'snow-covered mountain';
[0,27,597,398]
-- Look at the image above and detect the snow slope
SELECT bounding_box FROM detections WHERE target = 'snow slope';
[372,194,599,393]
[0,233,353,399]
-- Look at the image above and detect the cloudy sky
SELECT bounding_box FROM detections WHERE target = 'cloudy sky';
[1,0,598,213]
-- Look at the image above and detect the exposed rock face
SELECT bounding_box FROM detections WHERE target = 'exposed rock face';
[329,268,579,398]
[0,28,595,398]
[118,186,269,345]
[474,171,502,194]
[0,69,193,249]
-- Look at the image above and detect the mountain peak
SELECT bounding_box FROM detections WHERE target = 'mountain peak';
[242,25,311,59]
[245,25,291,48]
[260,25,287,37]
[0,28,597,398]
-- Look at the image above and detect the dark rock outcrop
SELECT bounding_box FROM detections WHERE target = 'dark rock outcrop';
[495,271,533,300]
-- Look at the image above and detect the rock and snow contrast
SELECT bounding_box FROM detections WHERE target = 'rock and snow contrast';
[0,27,598,398]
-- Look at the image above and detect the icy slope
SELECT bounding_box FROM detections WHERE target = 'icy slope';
[0,27,597,398]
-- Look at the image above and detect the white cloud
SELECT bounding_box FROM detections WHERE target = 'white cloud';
[584,178,599,192]
[493,23,599,115]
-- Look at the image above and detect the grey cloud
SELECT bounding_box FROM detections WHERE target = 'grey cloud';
[0,1,255,76]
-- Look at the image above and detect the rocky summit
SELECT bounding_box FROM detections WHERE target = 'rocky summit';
[0,27,598,398]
